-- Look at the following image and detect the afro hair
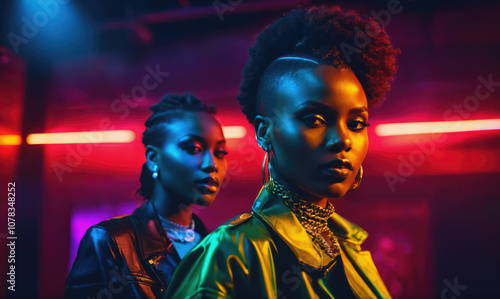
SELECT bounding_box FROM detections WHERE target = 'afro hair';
[237,5,399,123]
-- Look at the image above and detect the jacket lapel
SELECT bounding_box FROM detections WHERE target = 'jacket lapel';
[339,243,391,299]
[131,201,211,288]
[132,201,209,261]
[253,187,325,270]
[132,201,170,260]
[330,213,391,299]
[254,187,391,298]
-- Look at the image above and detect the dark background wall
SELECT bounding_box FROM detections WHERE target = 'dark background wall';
[1,0,499,298]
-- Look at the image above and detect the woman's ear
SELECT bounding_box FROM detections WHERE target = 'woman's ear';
[145,145,160,172]
[254,115,272,151]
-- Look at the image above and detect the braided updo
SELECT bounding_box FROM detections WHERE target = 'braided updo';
[237,5,399,123]
[136,93,216,200]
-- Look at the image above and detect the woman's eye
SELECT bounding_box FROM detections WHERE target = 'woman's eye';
[184,143,203,154]
[215,149,229,159]
[348,119,371,131]
[302,114,327,127]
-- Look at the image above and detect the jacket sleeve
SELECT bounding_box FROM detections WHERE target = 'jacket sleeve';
[64,226,127,299]
[164,221,278,299]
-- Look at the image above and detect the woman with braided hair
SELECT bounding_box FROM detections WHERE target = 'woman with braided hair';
[166,5,398,299]
[65,93,228,298]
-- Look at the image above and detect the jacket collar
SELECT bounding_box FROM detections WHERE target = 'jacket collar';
[252,187,391,298]
[329,212,368,245]
[252,187,368,270]
[131,201,209,260]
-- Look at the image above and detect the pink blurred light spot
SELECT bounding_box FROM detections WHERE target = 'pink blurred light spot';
[379,237,396,252]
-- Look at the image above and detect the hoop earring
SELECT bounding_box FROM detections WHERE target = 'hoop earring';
[349,165,363,191]
[152,165,158,179]
[262,147,274,192]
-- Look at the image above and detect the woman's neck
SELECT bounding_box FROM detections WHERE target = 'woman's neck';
[150,184,193,226]
[270,168,329,208]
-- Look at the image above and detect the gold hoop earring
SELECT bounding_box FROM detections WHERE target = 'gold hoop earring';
[262,148,274,192]
[349,165,363,191]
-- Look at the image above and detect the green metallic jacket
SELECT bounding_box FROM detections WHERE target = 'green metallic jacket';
[165,187,391,299]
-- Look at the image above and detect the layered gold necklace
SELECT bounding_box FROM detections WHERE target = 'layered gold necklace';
[270,180,341,259]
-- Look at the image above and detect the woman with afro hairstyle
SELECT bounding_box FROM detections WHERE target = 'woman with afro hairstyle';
[65,93,228,298]
[166,5,398,299]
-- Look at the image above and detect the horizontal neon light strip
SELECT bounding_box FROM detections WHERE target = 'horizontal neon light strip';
[223,126,247,139]
[375,119,500,136]
[26,130,136,144]
[0,134,22,145]
[23,126,246,145]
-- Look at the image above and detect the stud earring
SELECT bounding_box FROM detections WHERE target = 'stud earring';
[152,165,158,179]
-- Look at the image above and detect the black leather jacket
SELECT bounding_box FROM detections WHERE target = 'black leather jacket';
[64,201,208,298]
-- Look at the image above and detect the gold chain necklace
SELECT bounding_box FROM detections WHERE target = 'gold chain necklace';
[270,180,341,259]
